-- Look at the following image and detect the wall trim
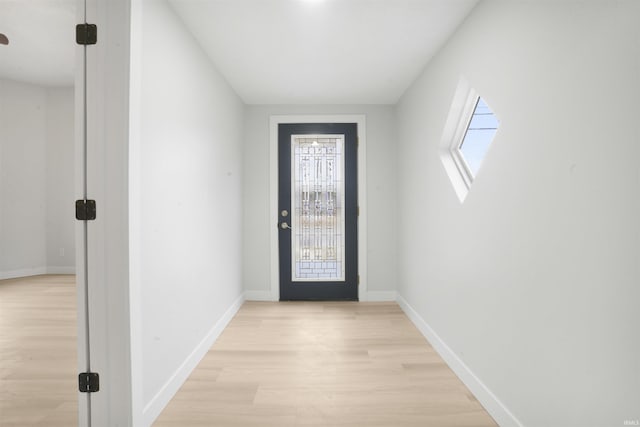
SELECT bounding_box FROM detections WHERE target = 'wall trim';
[269,115,368,302]
[0,267,48,280]
[363,291,397,302]
[142,293,245,426]
[46,266,76,275]
[244,290,275,301]
[0,267,76,280]
[246,290,396,302]
[397,294,523,427]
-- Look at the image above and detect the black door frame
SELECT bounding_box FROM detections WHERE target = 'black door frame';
[269,115,366,302]
[277,123,358,301]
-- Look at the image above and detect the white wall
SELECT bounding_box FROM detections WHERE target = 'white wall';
[0,79,74,279]
[46,87,75,272]
[243,105,397,298]
[0,79,47,277]
[130,0,245,424]
[396,1,640,427]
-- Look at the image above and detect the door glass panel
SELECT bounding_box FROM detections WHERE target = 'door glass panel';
[291,135,345,281]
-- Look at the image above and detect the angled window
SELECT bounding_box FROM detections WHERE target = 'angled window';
[440,80,500,202]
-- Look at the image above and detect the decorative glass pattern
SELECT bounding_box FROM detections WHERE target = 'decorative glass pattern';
[291,135,345,281]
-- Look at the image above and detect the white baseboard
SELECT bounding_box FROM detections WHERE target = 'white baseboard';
[243,290,398,302]
[244,290,397,302]
[396,294,523,427]
[244,290,275,301]
[46,266,76,275]
[142,293,245,426]
[0,267,47,280]
[0,266,76,280]
[362,290,397,302]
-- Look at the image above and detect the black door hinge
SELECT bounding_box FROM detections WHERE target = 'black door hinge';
[78,372,100,393]
[76,23,97,45]
[75,200,96,221]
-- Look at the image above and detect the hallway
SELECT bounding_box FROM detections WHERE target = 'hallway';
[154,302,496,427]
[0,277,494,426]
[3,1,637,425]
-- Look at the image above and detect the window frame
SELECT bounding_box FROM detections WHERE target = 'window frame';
[440,79,501,202]
[450,90,484,189]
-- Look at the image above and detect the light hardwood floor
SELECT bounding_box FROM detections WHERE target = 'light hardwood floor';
[155,301,497,427]
[0,275,77,427]
[0,279,498,426]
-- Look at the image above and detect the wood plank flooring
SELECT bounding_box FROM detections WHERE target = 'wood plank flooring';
[0,275,77,427]
[0,278,498,426]
[154,301,497,427]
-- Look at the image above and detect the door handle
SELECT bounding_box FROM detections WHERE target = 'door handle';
[280,222,292,230]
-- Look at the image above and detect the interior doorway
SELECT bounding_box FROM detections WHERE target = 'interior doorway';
[0,1,81,425]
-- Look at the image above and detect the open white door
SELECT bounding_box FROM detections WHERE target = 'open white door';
[75,0,95,424]
[75,0,134,425]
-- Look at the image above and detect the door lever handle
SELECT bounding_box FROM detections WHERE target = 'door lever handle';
[280,222,292,230]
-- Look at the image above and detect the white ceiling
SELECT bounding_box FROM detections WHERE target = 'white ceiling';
[0,0,76,87]
[169,0,478,104]
[0,0,478,103]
